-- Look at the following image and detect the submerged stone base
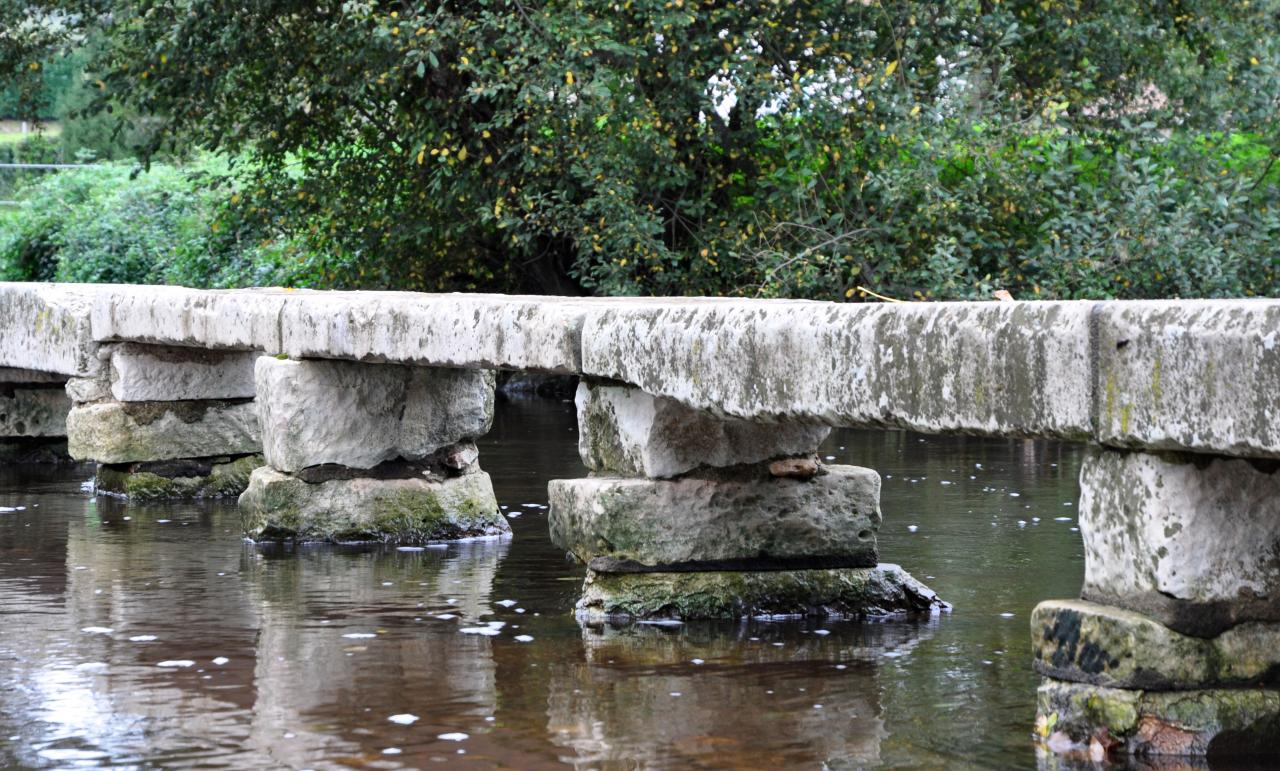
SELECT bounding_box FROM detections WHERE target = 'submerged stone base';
[95,455,263,501]
[1032,600,1280,691]
[240,465,508,544]
[1036,679,1280,759]
[0,437,71,464]
[575,563,947,622]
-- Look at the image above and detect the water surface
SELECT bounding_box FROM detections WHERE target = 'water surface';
[0,396,1100,768]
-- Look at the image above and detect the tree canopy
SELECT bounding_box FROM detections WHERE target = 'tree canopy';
[2,1,1277,298]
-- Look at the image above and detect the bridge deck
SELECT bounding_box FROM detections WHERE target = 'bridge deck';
[1,282,1276,457]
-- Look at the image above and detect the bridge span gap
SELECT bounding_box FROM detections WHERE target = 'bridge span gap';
[1,281,1278,759]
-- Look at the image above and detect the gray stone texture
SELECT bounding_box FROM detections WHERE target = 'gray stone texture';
[548,465,881,571]
[1031,599,1280,690]
[67,399,261,464]
[239,465,508,543]
[1078,448,1280,636]
[575,563,947,622]
[1036,679,1280,758]
[576,381,829,478]
[109,343,258,402]
[0,387,70,437]
[0,282,103,376]
[1095,300,1280,458]
[254,356,493,472]
[579,300,1095,440]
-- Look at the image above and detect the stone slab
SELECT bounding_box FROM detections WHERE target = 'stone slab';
[109,344,259,402]
[1078,448,1280,636]
[580,300,1095,440]
[89,284,290,353]
[91,285,655,372]
[575,563,947,621]
[96,454,263,500]
[0,387,70,437]
[1095,300,1280,458]
[576,382,829,477]
[0,367,66,384]
[277,291,597,373]
[1036,679,1280,759]
[239,465,508,543]
[255,357,493,472]
[67,399,261,464]
[548,465,880,571]
[1031,599,1280,690]
[0,282,104,376]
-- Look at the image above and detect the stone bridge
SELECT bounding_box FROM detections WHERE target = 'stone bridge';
[2,281,1278,758]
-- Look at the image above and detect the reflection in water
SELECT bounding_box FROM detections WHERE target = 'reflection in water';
[6,396,1218,769]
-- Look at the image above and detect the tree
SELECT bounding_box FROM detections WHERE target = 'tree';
[2,1,1277,298]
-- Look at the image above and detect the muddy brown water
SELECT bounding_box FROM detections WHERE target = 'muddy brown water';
[0,396,1232,769]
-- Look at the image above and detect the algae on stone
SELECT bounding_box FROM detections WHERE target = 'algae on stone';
[239,465,508,544]
[575,563,947,622]
[1031,599,1280,690]
[95,454,264,501]
[1036,679,1280,758]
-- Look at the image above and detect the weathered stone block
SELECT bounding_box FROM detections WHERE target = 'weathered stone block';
[90,284,290,353]
[96,455,264,500]
[1095,300,1280,458]
[549,465,880,571]
[1031,599,1280,690]
[239,465,508,543]
[67,400,261,464]
[255,357,493,472]
[1078,448,1280,636]
[0,282,103,376]
[576,382,829,478]
[65,374,111,405]
[109,344,258,402]
[580,300,1094,439]
[576,563,947,621]
[0,387,69,437]
[1036,679,1280,758]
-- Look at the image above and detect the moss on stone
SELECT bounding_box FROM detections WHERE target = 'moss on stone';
[1037,679,1280,758]
[240,465,508,544]
[96,454,264,501]
[576,563,946,621]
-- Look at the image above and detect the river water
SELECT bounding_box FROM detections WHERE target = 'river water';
[0,395,1100,769]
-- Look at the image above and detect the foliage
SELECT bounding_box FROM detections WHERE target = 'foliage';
[0,1,1277,299]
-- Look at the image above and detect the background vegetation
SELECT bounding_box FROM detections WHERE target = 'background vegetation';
[1,1,1277,300]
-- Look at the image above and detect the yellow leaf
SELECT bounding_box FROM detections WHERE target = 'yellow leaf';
[566,71,575,86]
[417,148,425,164]
[885,60,898,77]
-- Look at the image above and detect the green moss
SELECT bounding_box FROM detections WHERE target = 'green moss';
[578,565,944,621]
[96,454,264,501]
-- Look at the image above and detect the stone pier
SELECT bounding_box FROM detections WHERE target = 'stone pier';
[1031,448,1280,757]
[549,381,945,621]
[238,356,508,544]
[64,344,263,499]
[0,366,72,463]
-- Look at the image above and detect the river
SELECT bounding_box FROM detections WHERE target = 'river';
[0,394,1100,769]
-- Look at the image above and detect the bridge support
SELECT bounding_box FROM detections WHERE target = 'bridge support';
[64,344,263,499]
[549,382,945,621]
[238,356,508,543]
[1033,448,1280,758]
[0,367,71,463]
